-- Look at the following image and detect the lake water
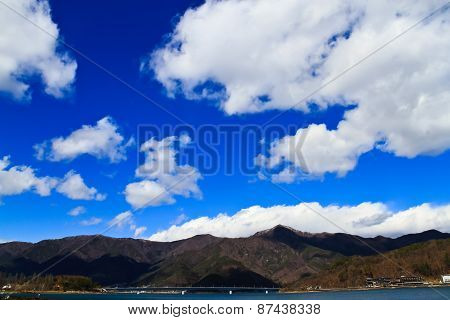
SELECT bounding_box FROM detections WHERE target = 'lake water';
[2,287,449,300]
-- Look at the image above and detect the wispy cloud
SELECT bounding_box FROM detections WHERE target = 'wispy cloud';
[80,217,102,226]
[133,226,147,238]
[67,206,86,217]
[108,211,134,228]
[171,213,188,226]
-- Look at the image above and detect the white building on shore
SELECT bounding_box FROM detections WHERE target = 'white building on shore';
[441,275,450,284]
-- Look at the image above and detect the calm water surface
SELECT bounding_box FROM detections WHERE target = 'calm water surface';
[2,287,449,300]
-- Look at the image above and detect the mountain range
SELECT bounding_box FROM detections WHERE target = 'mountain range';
[0,226,449,288]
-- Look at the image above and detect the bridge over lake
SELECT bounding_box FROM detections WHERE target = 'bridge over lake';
[103,286,280,294]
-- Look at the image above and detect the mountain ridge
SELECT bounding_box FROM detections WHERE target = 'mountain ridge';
[3,225,446,245]
[1,226,448,288]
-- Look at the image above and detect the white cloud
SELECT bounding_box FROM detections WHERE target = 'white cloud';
[0,155,57,199]
[34,117,134,163]
[124,135,202,209]
[148,0,450,177]
[108,211,134,228]
[259,123,374,177]
[125,180,174,208]
[56,170,106,201]
[270,166,303,184]
[0,156,105,202]
[0,0,76,99]
[149,201,450,242]
[80,217,102,226]
[108,211,147,238]
[68,205,86,217]
[171,213,188,225]
[133,226,147,238]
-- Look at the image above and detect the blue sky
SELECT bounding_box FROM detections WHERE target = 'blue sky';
[1,0,450,242]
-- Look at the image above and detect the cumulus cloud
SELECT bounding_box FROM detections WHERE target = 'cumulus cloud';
[149,201,450,242]
[56,171,106,201]
[124,135,202,209]
[34,117,134,163]
[0,0,76,99]
[67,206,86,217]
[125,180,173,208]
[0,155,57,199]
[259,123,374,178]
[80,217,102,226]
[148,0,450,177]
[0,156,105,203]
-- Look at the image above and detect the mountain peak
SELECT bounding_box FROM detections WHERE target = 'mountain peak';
[253,224,299,237]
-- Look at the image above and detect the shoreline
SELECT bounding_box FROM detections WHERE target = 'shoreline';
[2,284,449,296]
[283,283,450,294]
